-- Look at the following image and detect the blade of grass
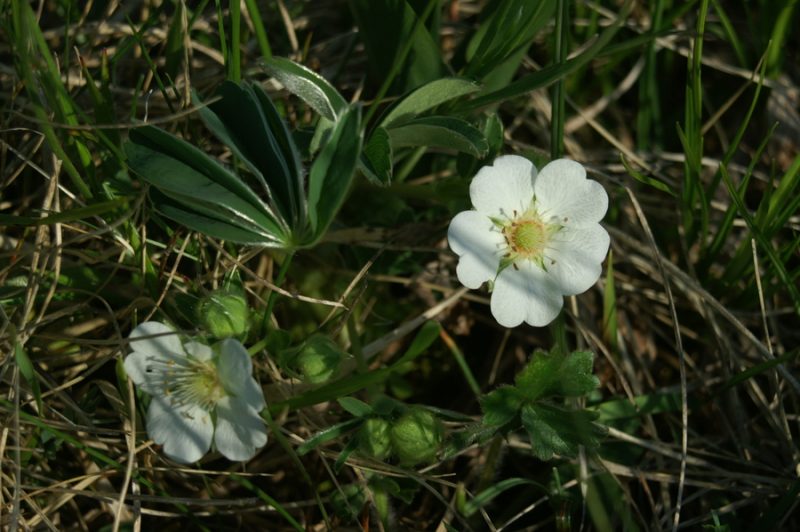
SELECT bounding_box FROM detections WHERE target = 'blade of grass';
[550,0,569,159]
[458,0,633,112]
[244,0,273,61]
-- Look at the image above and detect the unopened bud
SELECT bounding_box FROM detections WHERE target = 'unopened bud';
[358,418,393,460]
[296,334,343,384]
[390,408,443,466]
[199,290,249,339]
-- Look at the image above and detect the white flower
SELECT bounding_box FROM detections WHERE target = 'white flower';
[124,321,268,463]
[448,155,609,327]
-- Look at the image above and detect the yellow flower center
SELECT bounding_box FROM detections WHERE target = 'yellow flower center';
[153,356,226,410]
[506,219,548,256]
[499,208,562,270]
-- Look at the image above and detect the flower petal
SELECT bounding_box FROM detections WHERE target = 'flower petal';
[214,396,268,461]
[123,351,172,394]
[216,338,266,411]
[546,224,610,295]
[490,262,563,327]
[448,210,505,289]
[128,321,184,358]
[534,159,608,227]
[146,396,213,464]
[184,341,214,362]
[470,155,536,218]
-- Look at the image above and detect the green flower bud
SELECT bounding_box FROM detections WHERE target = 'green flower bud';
[390,408,443,466]
[199,290,249,339]
[296,335,343,384]
[358,418,393,460]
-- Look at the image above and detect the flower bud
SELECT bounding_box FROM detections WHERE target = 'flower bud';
[358,418,393,460]
[198,290,249,339]
[295,334,343,384]
[390,408,443,466]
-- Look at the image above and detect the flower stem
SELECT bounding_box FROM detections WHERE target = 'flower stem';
[260,252,294,332]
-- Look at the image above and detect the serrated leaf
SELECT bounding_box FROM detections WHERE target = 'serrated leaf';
[263,57,347,121]
[338,396,373,418]
[381,78,480,127]
[481,385,523,427]
[515,349,599,401]
[386,116,488,157]
[361,127,393,185]
[521,403,605,460]
[307,105,363,240]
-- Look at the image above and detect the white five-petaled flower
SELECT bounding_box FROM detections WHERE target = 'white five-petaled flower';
[448,155,610,328]
[124,321,268,464]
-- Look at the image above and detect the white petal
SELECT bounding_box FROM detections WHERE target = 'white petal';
[184,341,214,361]
[470,155,536,218]
[534,159,608,227]
[129,321,184,357]
[546,224,610,295]
[448,210,505,289]
[123,350,175,394]
[490,262,564,327]
[146,396,213,463]
[214,396,268,461]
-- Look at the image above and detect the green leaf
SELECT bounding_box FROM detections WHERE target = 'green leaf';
[126,141,287,243]
[395,320,441,365]
[198,82,305,226]
[459,0,633,111]
[621,154,676,196]
[521,403,606,460]
[465,0,556,80]
[462,477,546,517]
[361,127,393,185]
[0,199,126,226]
[515,349,599,401]
[307,105,363,240]
[381,78,481,127]
[15,342,42,412]
[128,125,279,222]
[150,190,281,245]
[297,418,363,455]
[386,116,489,157]
[349,0,443,92]
[263,57,347,121]
[481,385,523,427]
[338,396,374,417]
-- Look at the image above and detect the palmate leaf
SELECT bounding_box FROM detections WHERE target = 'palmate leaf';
[386,116,489,157]
[480,385,523,427]
[151,190,282,245]
[198,81,305,228]
[515,349,599,401]
[521,403,606,460]
[263,57,347,121]
[307,105,363,241]
[380,78,481,127]
[126,134,289,246]
[361,127,393,185]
